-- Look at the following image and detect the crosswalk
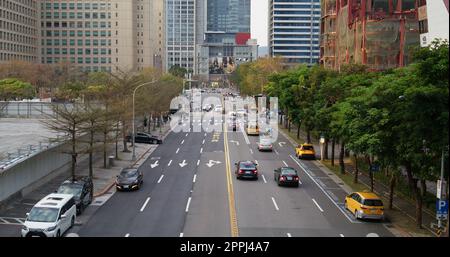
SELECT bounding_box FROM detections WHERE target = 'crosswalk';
[0,217,26,225]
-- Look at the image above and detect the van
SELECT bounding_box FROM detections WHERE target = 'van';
[21,193,77,237]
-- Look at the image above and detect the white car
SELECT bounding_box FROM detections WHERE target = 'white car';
[21,193,77,237]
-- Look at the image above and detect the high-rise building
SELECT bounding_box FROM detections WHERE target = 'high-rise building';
[268,0,321,66]
[320,0,420,71]
[165,0,196,72]
[195,0,256,80]
[0,0,38,63]
[418,0,449,47]
[149,0,165,70]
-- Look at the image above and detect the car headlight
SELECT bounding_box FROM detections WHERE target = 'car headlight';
[46,225,57,232]
[22,225,28,231]
[134,179,140,184]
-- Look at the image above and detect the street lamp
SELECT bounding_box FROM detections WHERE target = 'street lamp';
[132,80,158,161]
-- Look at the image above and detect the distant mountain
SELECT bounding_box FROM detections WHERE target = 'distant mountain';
[258,46,269,58]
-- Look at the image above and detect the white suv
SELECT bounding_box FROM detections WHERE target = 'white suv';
[21,193,77,237]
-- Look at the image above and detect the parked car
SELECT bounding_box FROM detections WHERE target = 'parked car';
[345,192,384,220]
[56,177,93,214]
[21,193,76,237]
[235,161,258,180]
[274,167,300,187]
[295,143,316,159]
[116,168,143,191]
[126,132,162,144]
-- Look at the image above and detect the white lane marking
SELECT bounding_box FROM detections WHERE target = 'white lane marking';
[298,180,303,185]
[287,233,292,237]
[283,160,288,167]
[193,174,197,183]
[202,139,205,144]
[204,133,207,137]
[168,160,172,166]
[176,148,180,154]
[254,160,259,165]
[157,175,164,184]
[0,218,10,224]
[200,148,203,153]
[274,149,279,155]
[140,197,151,212]
[185,197,192,212]
[14,218,24,224]
[181,140,185,145]
[250,149,253,154]
[185,133,188,137]
[179,233,184,237]
[289,155,356,223]
[271,197,280,211]
[312,198,324,213]
[261,174,267,184]
[125,233,130,237]
[340,234,345,237]
[242,130,251,144]
[197,160,200,166]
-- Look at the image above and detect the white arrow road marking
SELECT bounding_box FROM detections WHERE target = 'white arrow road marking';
[262,174,267,184]
[157,175,164,184]
[283,161,288,167]
[150,161,159,169]
[229,140,240,146]
[176,148,180,154]
[179,160,188,167]
[185,197,192,212]
[278,142,286,147]
[140,197,151,212]
[312,199,324,213]
[168,160,172,166]
[206,160,222,168]
[271,197,280,211]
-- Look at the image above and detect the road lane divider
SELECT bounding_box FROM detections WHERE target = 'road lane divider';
[200,148,203,153]
[289,155,358,223]
[181,140,185,145]
[140,197,151,212]
[157,175,164,184]
[274,149,279,155]
[125,233,130,237]
[271,197,280,211]
[197,160,200,166]
[185,197,192,212]
[282,160,288,167]
[193,174,197,183]
[179,233,184,237]
[168,160,172,166]
[287,233,292,237]
[224,125,239,237]
[312,199,324,213]
[261,174,267,184]
[176,148,180,154]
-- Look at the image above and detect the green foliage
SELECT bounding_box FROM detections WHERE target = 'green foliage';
[0,78,35,100]
[168,65,188,78]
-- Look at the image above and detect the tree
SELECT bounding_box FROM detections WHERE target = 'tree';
[41,103,88,181]
[0,78,35,100]
[169,65,187,78]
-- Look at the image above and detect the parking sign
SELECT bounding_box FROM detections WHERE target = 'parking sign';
[436,200,449,220]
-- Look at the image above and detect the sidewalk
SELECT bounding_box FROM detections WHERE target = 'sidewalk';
[278,123,438,237]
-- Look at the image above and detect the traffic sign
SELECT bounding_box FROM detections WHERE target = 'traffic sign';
[436,200,448,220]
[370,164,380,172]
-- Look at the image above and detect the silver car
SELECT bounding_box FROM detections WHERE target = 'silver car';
[258,138,273,151]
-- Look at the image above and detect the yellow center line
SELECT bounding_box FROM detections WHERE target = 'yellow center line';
[223,104,239,237]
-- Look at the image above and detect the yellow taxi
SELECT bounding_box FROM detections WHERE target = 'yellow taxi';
[295,143,316,159]
[246,122,259,136]
[345,192,384,220]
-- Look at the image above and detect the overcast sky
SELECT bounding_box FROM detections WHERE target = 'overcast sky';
[251,0,269,46]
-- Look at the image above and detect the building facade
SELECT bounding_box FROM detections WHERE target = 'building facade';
[268,0,321,65]
[320,0,421,71]
[0,0,39,63]
[418,0,449,47]
[165,0,196,72]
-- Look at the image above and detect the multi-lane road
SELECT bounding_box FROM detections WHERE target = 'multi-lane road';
[0,92,394,237]
[70,92,393,237]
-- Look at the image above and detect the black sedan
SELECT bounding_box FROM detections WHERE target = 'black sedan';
[126,132,162,144]
[235,161,258,180]
[56,177,93,214]
[116,168,143,191]
[274,167,300,187]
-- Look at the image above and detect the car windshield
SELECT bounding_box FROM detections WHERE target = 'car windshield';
[120,170,138,178]
[260,139,271,145]
[27,207,59,223]
[57,184,82,197]
[302,145,314,150]
[240,163,256,170]
[363,199,383,206]
[281,168,297,175]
